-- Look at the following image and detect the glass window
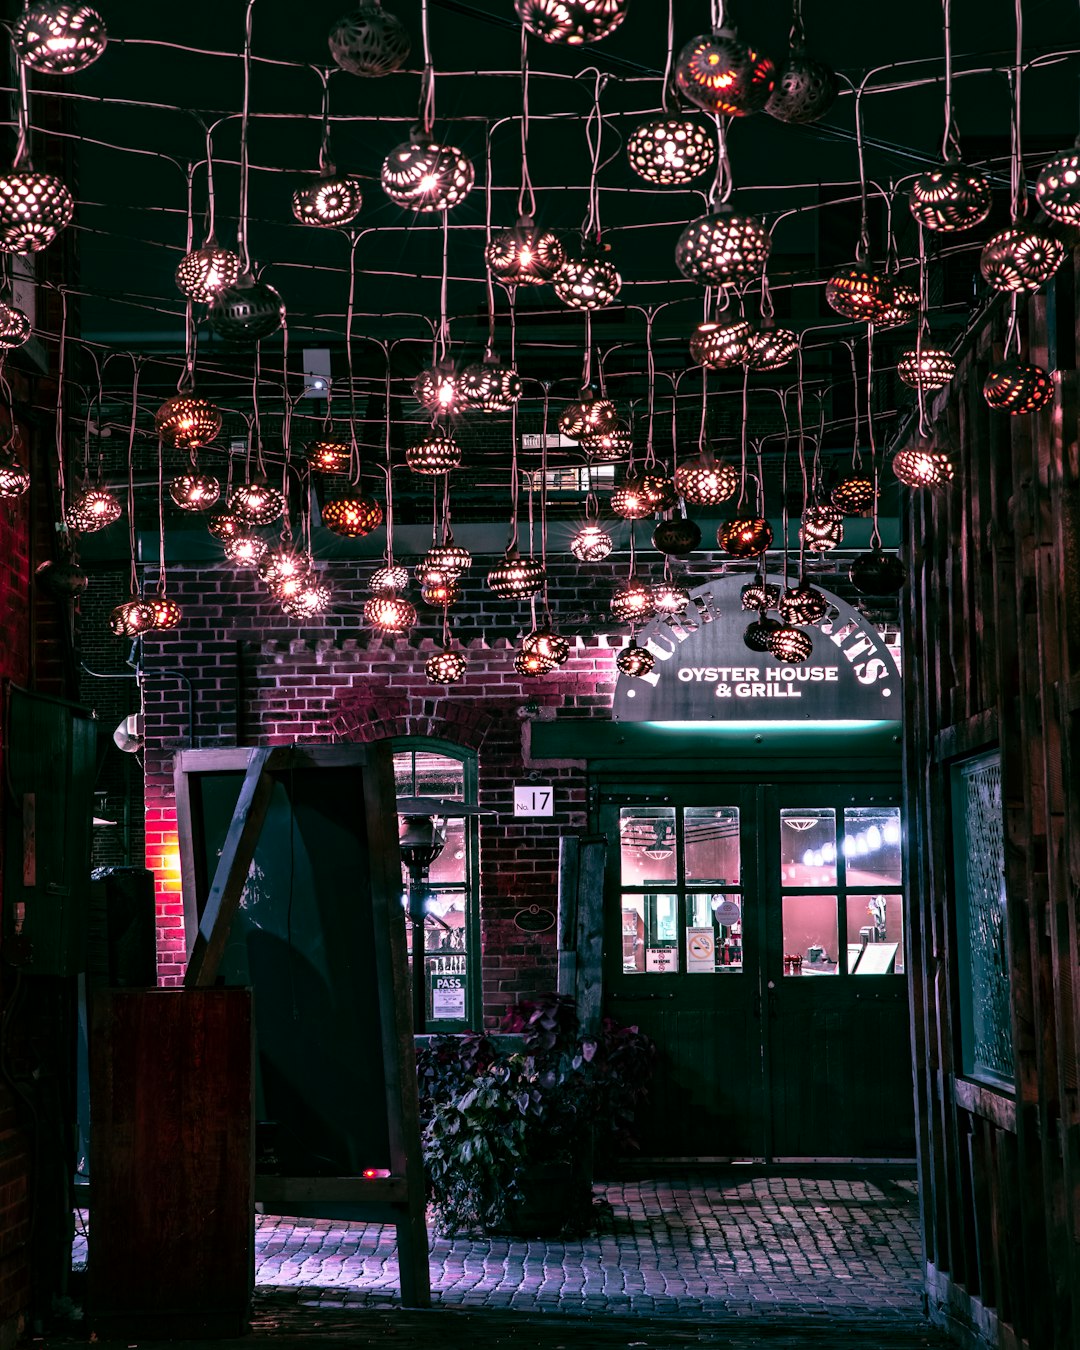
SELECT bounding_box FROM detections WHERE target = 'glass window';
[782,895,839,975]
[843,806,902,886]
[686,893,743,972]
[846,893,904,974]
[780,809,837,886]
[394,742,478,1029]
[684,807,740,884]
[620,807,677,885]
[952,751,1013,1086]
[621,894,680,974]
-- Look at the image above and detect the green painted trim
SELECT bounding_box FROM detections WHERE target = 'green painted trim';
[531,718,903,762]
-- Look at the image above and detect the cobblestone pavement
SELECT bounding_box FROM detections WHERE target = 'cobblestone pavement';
[75,1170,924,1324]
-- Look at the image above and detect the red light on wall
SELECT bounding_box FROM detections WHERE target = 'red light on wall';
[363,1168,391,1179]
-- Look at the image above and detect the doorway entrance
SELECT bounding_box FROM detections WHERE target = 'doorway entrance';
[600,780,912,1162]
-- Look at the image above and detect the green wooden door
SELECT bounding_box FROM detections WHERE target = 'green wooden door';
[600,780,914,1161]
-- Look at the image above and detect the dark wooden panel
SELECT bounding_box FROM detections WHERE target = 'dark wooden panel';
[88,988,253,1338]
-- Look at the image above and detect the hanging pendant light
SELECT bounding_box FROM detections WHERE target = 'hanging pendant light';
[515,0,628,46]
[150,596,183,631]
[108,596,157,638]
[370,564,410,593]
[523,628,570,666]
[155,395,222,450]
[208,273,286,342]
[983,361,1054,414]
[581,421,633,462]
[0,300,31,349]
[909,162,992,232]
[13,1,107,74]
[616,640,655,677]
[627,117,715,186]
[405,433,462,475]
[424,536,472,575]
[66,486,121,533]
[744,615,782,652]
[381,133,475,213]
[676,209,771,286]
[554,244,622,310]
[514,646,556,676]
[307,439,352,473]
[674,455,739,506]
[611,578,656,624]
[799,504,843,553]
[364,591,417,633]
[610,477,653,521]
[35,553,87,597]
[485,216,565,285]
[874,278,919,330]
[675,30,776,116]
[208,512,243,541]
[282,579,333,619]
[850,549,905,595]
[0,457,30,499]
[558,388,618,440]
[420,574,461,607]
[741,582,781,612]
[892,443,950,488]
[745,322,798,370]
[779,582,828,625]
[175,242,242,303]
[651,580,690,616]
[223,531,268,566]
[426,648,468,684]
[825,265,896,324]
[979,225,1064,293]
[769,625,813,662]
[487,547,545,598]
[322,493,383,537]
[229,480,284,525]
[897,346,956,390]
[717,516,773,557]
[292,171,364,227]
[414,362,461,415]
[258,547,313,596]
[329,2,411,77]
[766,37,838,125]
[690,319,751,369]
[169,470,220,512]
[0,170,75,253]
[1035,147,1080,224]
[830,476,875,514]
[459,354,523,412]
[652,517,701,556]
[570,522,614,562]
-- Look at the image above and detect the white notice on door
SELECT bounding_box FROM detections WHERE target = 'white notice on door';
[646,946,679,973]
[686,927,715,972]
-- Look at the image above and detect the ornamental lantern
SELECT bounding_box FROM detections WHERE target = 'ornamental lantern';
[66,486,121,533]
[364,592,417,633]
[769,625,813,662]
[515,0,627,45]
[980,225,1065,293]
[570,523,614,562]
[229,480,284,525]
[0,170,75,253]
[744,616,782,652]
[514,647,556,676]
[830,475,875,514]
[108,597,156,638]
[741,581,781,612]
[208,512,242,541]
[825,265,895,324]
[717,516,773,557]
[850,548,905,595]
[34,555,86,596]
[581,421,633,462]
[282,580,333,619]
[224,531,268,566]
[328,2,411,77]
[485,216,565,285]
[676,209,771,286]
[322,494,383,537]
[425,649,468,684]
[414,363,461,414]
[523,628,570,666]
[0,300,31,349]
[892,444,948,488]
[1035,149,1080,225]
[553,247,622,310]
[909,162,991,232]
[175,243,241,302]
[420,575,460,607]
[208,273,286,342]
[291,172,364,227]
[765,42,838,125]
[381,135,474,213]
[405,433,461,474]
[558,388,617,439]
[169,471,220,511]
[459,354,522,412]
[689,319,751,369]
[745,323,798,370]
[897,346,956,390]
[424,537,472,575]
[638,473,677,511]
[610,578,656,624]
[487,547,545,598]
[307,439,351,474]
[627,117,715,186]
[150,596,183,631]
[155,395,222,450]
[983,361,1054,415]
[674,455,738,506]
[610,478,653,521]
[258,547,313,595]
[370,564,410,593]
[779,582,828,625]
[13,2,106,74]
[616,641,655,677]
[0,459,29,498]
[675,30,776,116]
[799,504,843,553]
[874,278,919,330]
[651,580,690,616]
[652,517,701,556]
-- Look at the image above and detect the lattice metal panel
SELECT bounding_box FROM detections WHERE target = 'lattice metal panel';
[957,755,1013,1082]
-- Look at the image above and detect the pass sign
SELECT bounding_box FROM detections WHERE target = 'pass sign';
[514,784,554,817]
[430,972,467,1021]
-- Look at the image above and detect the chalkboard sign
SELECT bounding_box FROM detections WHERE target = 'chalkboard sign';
[173,744,429,1306]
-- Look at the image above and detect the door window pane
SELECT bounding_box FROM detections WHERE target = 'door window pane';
[427,816,466,886]
[684,807,740,884]
[780,809,837,886]
[846,893,904,974]
[843,807,902,886]
[621,894,680,973]
[782,895,838,975]
[620,807,677,885]
[686,893,743,972]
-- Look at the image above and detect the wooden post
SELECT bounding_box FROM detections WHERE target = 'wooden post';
[557,833,607,1035]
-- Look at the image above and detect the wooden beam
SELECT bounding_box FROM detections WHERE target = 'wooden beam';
[184,748,275,989]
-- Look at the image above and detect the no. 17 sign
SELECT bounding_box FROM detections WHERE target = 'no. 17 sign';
[514,784,554,817]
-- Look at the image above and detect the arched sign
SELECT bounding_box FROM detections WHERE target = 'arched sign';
[612,575,900,723]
